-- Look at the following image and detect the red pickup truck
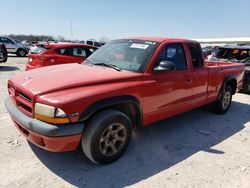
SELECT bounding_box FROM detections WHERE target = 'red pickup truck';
[5,37,244,164]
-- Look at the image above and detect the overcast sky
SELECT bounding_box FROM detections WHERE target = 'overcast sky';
[0,0,249,41]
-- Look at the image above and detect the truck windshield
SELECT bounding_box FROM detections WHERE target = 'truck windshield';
[83,39,159,72]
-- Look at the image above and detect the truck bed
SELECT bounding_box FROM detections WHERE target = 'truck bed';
[205,60,245,103]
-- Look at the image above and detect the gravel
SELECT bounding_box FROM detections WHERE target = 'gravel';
[0,56,250,188]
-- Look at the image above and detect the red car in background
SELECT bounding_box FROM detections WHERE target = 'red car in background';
[26,42,97,70]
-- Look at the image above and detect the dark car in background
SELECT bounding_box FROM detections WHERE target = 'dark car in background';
[26,42,97,70]
[210,46,250,93]
[202,46,219,60]
[0,43,8,63]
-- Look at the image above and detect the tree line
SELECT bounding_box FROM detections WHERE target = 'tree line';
[5,34,110,44]
[7,34,56,43]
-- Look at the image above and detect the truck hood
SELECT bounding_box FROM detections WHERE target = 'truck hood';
[10,64,142,96]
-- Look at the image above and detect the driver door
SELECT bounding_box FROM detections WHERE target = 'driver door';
[142,43,194,125]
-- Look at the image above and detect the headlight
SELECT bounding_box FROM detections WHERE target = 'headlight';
[34,103,69,124]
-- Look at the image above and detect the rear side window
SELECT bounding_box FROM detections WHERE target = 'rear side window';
[55,47,88,57]
[72,47,86,57]
[188,44,204,68]
[55,48,70,55]
[156,43,187,70]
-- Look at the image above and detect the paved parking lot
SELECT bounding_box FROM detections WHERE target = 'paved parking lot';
[0,56,250,188]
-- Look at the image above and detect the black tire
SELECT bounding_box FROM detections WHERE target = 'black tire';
[16,48,27,57]
[82,109,132,164]
[2,51,7,62]
[242,74,250,94]
[210,85,233,114]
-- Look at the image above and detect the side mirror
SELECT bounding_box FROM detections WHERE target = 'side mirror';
[154,61,176,72]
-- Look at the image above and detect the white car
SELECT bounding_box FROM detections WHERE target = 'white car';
[0,36,29,57]
[80,40,102,48]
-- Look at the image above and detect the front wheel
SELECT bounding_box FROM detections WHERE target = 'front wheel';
[81,110,132,164]
[210,85,233,114]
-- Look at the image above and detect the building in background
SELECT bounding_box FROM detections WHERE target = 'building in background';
[195,37,250,47]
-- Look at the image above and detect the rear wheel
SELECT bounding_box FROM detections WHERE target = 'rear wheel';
[243,74,250,94]
[210,85,233,114]
[16,48,27,57]
[81,110,132,164]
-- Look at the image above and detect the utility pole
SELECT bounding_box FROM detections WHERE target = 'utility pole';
[70,20,73,41]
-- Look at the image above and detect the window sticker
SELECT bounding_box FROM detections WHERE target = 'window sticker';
[130,43,149,49]
[145,41,156,45]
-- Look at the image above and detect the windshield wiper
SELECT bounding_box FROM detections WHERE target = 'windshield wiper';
[94,63,121,71]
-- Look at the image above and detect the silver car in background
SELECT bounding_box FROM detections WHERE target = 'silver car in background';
[0,36,30,57]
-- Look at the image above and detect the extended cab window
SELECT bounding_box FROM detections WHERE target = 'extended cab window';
[188,44,204,68]
[156,43,187,70]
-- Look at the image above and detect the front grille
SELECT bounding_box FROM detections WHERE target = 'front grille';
[18,92,32,102]
[8,83,34,117]
[8,85,15,97]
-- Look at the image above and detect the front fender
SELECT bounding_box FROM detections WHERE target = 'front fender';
[79,95,142,121]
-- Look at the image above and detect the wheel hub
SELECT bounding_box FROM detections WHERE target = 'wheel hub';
[107,133,116,144]
[222,91,231,110]
[99,123,126,156]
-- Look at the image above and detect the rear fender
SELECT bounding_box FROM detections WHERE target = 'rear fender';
[217,76,237,99]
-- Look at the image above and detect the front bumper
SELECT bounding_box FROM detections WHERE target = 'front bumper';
[4,96,84,152]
